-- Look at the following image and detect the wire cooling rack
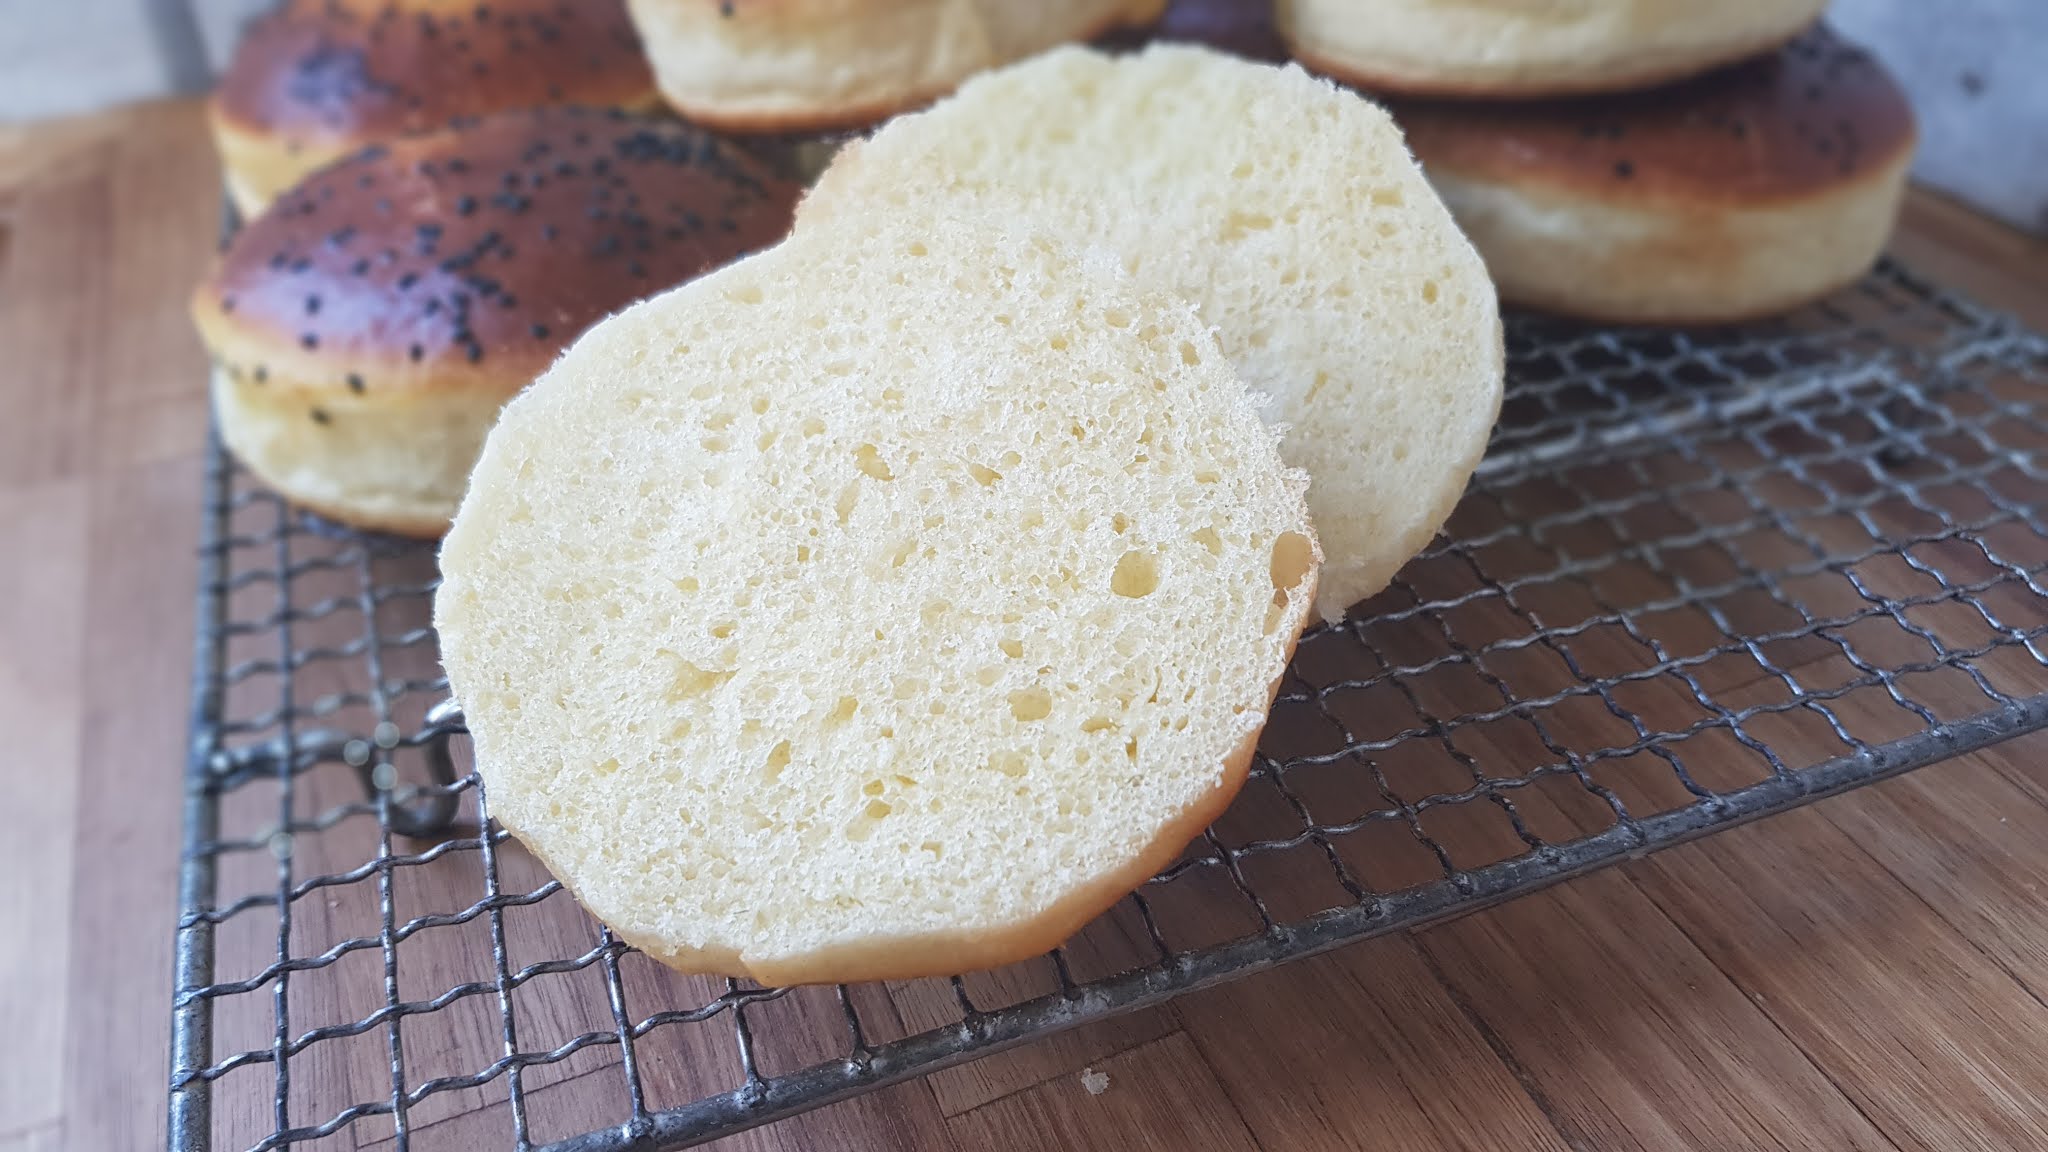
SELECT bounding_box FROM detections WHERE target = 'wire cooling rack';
[168,259,2048,1151]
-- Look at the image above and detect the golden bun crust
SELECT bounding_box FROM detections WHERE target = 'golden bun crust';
[1393,28,1918,324]
[624,0,1167,133]
[1279,0,1829,98]
[212,0,660,213]
[192,108,802,536]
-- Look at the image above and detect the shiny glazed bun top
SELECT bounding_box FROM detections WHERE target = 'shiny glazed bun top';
[1394,26,1917,204]
[214,0,660,210]
[196,106,804,396]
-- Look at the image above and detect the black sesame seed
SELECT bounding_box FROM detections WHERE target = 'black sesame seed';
[301,332,320,350]
[1613,160,1635,180]
[408,343,425,362]
[254,366,269,383]
[531,323,550,340]
[346,373,365,393]
[309,407,331,425]
[305,294,322,315]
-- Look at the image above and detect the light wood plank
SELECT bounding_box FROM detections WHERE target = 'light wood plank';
[59,455,204,1152]
[0,130,109,486]
[42,99,217,1152]
[0,482,88,1136]
[0,1123,62,1152]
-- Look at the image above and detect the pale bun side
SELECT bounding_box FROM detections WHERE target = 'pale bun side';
[623,0,1168,132]
[1424,150,1914,325]
[435,208,1320,985]
[210,367,505,537]
[1278,0,1828,98]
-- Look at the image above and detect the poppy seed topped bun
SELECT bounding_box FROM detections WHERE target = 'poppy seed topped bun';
[1279,0,1829,98]
[622,0,1168,133]
[190,108,802,536]
[1393,27,1918,324]
[212,0,661,214]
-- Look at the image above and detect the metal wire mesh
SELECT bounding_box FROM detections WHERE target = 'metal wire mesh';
[168,259,2048,1152]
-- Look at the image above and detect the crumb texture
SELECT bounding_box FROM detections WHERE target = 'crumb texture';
[436,212,1319,982]
[804,45,1503,618]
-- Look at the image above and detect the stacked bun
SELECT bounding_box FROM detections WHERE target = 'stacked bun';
[1275,0,1917,324]
[623,0,1167,132]
[1394,30,1916,324]
[191,109,801,536]
[1279,0,1829,98]
[210,0,661,214]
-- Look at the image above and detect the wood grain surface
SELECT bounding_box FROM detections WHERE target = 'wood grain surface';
[4,98,2048,1152]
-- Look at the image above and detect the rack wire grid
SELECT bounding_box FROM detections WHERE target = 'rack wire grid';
[168,258,2048,1152]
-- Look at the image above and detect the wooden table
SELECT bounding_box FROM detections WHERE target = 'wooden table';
[5,99,2048,1152]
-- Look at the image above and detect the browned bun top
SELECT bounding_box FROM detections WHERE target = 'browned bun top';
[1393,26,1918,204]
[197,107,802,391]
[215,0,658,148]
[1100,0,1286,62]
